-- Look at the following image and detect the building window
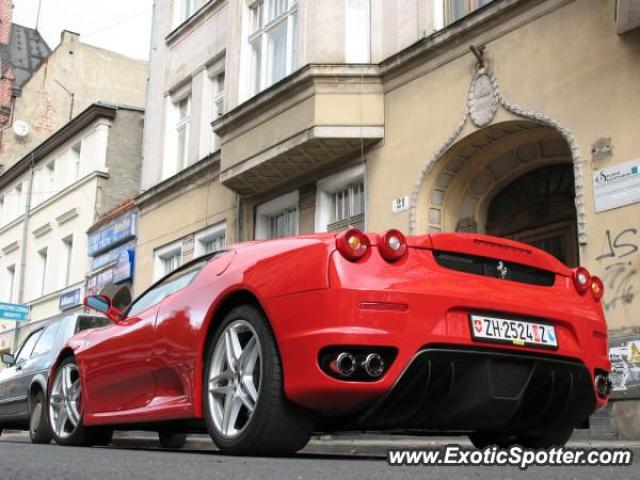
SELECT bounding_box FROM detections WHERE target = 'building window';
[5,265,15,303]
[255,190,299,239]
[177,0,200,24]
[248,0,298,95]
[176,96,191,171]
[211,72,225,152]
[71,142,81,180]
[0,195,4,224]
[36,247,48,298]
[194,222,226,257]
[445,0,494,24]
[315,164,366,233]
[154,240,183,281]
[345,0,371,63]
[46,160,56,188]
[61,236,73,288]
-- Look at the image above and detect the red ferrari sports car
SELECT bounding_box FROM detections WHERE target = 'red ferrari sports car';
[47,229,611,454]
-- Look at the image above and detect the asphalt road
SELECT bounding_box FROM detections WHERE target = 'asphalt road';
[0,434,637,480]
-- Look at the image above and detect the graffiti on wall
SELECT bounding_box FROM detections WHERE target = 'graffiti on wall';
[596,228,638,313]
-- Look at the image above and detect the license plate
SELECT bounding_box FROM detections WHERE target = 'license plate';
[469,314,558,349]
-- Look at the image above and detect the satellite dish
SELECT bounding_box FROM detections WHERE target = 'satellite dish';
[13,120,30,138]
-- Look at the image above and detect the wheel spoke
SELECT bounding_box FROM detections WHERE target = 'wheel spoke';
[66,401,78,428]
[238,385,255,413]
[222,394,242,436]
[241,376,258,404]
[56,405,69,435]
[62,366,72,396]
[238,337,257,374]
[210,384,234,395]
[224,330,239,373]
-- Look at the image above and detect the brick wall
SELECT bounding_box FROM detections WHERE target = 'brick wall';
[0,0,14,128]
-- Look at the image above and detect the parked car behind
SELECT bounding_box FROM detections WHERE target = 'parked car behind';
[0,314,112,443]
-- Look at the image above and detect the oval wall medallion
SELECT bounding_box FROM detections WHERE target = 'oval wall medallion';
[468,70,497,127]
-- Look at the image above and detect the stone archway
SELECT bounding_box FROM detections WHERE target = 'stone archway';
[422,121,573,233]
[409,66,587,245]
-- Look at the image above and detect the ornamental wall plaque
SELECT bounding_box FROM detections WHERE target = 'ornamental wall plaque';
[468,69,498,127]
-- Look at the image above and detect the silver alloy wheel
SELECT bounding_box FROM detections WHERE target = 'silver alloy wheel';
[208,320,262,438]
[49,363,82,439]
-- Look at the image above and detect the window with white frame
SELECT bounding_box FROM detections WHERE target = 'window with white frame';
[315,164,365,233]
[70,142,81,180]
[248,0,298,95]
[445,0,494,24]
[211,71,225,152]
[36,247,48,298]
[61,235,73,288]
[176,96,191,171]
[0,195,4,224]
[345,0,371,63]
[5,265,15,302]
[154,240,183,281]
[194,222,226,257]
[255,190,299,239]
[176,0,201,24]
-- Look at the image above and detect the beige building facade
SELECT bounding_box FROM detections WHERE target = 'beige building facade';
[139,0,640,436]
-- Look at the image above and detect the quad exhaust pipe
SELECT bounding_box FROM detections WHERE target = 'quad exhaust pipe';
[332,352,357,377]
[595,374,612,398]
[329,352,386,378]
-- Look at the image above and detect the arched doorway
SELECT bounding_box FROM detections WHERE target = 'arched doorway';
[485,164,578,267]
[417,120,581,267]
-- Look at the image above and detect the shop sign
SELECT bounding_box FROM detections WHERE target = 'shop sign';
[88,212,136,256]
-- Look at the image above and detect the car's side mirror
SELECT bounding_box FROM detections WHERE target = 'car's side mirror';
[1,353,15,366]
[84,295,123,324]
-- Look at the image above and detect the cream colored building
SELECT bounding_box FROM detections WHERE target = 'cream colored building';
[0,104,144,352]
[0,31,148,171]
[139,0,640,436]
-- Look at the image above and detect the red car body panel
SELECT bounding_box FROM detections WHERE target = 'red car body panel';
[55,232,609,431]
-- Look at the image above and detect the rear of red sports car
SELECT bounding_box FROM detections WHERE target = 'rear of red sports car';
[265,229,611,446]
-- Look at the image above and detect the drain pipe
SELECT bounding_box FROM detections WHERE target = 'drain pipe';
[14,153,35,350]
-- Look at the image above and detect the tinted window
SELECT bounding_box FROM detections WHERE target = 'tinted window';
[126,259,209,317]
[15,330,43,364]
[75,315,113,334]
[31,322,61,358]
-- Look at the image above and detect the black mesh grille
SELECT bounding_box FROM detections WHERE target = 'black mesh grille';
[433,251,555,287]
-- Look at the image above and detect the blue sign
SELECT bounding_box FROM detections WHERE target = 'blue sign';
[59,288,83,311]
[91,240,136,271]
[0,302,30,322]
[88,212,136,256]
[113,249,135,284]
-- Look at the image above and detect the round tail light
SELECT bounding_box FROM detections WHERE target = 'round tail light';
[574,267,591,294]
[378,229,407,262]
[591,276,605,301]
[336,228,370,261]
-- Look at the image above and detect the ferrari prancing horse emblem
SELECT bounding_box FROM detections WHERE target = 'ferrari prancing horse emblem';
[497,261,508,279]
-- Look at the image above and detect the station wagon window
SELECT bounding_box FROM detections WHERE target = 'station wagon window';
[126,258,210,317]
[75,315,113,334]
[31,322,61,358]
[15,330,43,364]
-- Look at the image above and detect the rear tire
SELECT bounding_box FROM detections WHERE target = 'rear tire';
[159,431,187,449]
[203,305,313,455]
[29,389,53,444]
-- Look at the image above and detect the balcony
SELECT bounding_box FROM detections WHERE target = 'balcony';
[213,65,384,196]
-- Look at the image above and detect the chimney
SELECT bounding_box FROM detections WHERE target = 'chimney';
[0,0,13,45]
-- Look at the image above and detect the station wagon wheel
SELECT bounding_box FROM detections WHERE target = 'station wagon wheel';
[29,389,53,444]
[203,305,312,455]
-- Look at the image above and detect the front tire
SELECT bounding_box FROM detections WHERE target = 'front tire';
[29,389,53,444]
[203,305,312,455]
[48,356,107,446]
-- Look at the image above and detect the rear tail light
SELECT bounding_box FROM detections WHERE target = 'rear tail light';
[574,267,591,294]
[378,229,407,262]
[591,276,605,301]
[336,228,370,261]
